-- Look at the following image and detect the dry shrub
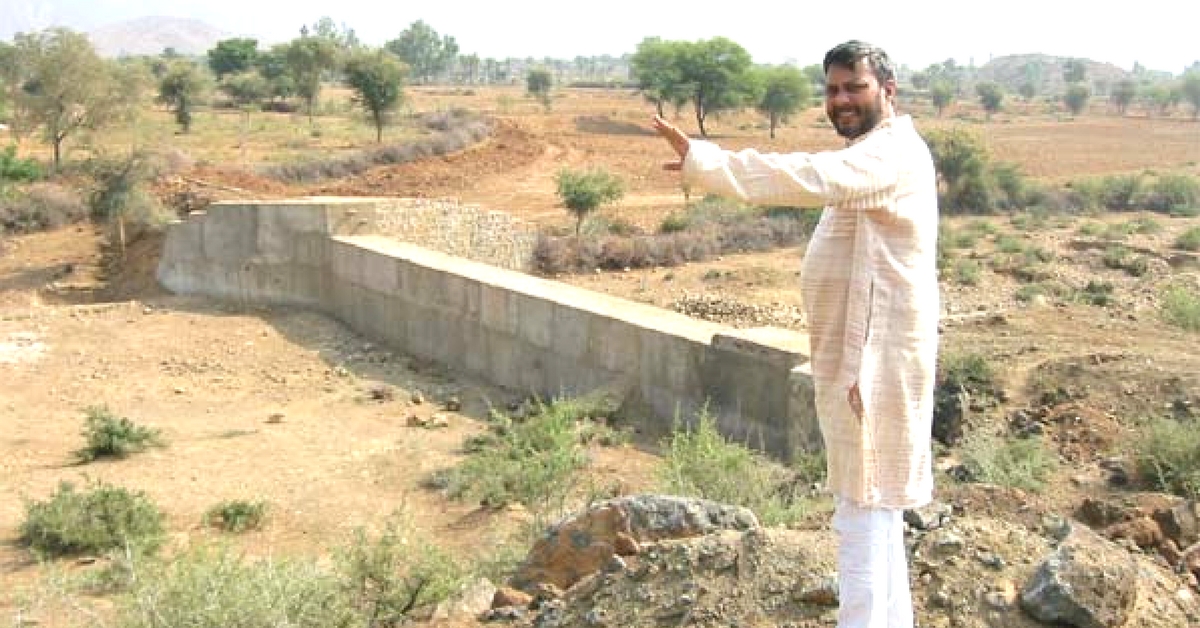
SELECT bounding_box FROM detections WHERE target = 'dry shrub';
[0,183,89,233]
[262,111,491,183]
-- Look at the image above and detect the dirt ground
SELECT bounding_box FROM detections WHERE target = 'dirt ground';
[2,86,1199,626]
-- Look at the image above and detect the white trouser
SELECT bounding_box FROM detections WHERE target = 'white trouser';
[832,497,914,628]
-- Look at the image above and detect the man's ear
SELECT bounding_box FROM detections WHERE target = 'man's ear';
[883,78,898,100]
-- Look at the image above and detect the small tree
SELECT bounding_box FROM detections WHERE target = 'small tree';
[754,65,810,138]
[975,81,1004,119]
[207,37,258,79]
[1064,83,1091,116]
[554,168,624,236]
[1110,79,1137,115]
[344,49,407,143]
[1182,71,1200,120]
[526,68,553,110]
[930,81,954,116]
[158,61,209,133]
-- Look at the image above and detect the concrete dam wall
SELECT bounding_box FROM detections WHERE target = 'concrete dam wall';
[156,198,820,461]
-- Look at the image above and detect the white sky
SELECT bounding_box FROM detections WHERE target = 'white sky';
[2,0,1198,74]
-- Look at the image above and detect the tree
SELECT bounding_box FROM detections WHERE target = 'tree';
[754,65,810,139]
[1110,79,1137,115]
[11,28,133,170]
[1018,81,1037,102]
[676,37,754,137]
[257,45,297,103]
[923,127,989,213]
[930,81,954,116]
[975,82,1003,119]
[554,168,624,236]
[385,21,459,84]
[344,49,407,143]
[207,38,258,79]
[303,17,360,53]
[1063,83,1091,116]
[1182,71,1200,119]
[630,38,685,117]
[526,68,553,110]
[219,71,268,108]
[284,36,339,124]
[158,61,210,133]
[1143,84,1180,117]
[1063,58,1088,85]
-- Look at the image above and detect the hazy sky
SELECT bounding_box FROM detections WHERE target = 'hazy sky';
[2,0,1197,74]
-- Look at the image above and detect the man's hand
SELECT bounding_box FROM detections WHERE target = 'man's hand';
[652,115,690,172]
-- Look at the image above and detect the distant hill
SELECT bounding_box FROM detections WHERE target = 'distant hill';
[87,16,230,58]
[975,53,1132,94]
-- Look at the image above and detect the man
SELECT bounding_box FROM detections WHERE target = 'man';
[653,40,939,628]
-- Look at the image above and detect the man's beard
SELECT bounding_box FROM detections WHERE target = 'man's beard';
[831,91,885,139]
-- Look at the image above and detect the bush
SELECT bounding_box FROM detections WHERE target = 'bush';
[952,258,981,285]
[958,432,1059,492]
[75,405,164,462]
[204,499,268,532]
[116,546,352,628]
[1078,280,1115,306]
[655,409,821,526]
[440,396,600,514]
[1141,173,1199,214]
[334,515,465,623]
[0,183,88,233]
[20,480,165,558]
[555,167,625,236]
[1160,284,1200,331]
[1132,416,1200,498]
[0,145,42,182]
[1174,226,1200,251]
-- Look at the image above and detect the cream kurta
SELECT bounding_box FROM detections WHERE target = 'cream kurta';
[682,115,939,509]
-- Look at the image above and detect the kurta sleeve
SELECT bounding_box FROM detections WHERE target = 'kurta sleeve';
[681,136,900,211]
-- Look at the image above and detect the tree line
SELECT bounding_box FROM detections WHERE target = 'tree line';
[2,18,1199,173]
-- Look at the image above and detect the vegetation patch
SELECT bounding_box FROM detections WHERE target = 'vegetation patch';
[20,480,165,558]
[74,405,164,462]
[204,499,268,533]
[260,110,490,183]
[655,409,824,526]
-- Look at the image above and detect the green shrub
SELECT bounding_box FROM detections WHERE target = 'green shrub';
[75,405,164,462]
[1174,226,1200,251]
[1141,173,1200,214]
[1098,174,1142,211]
[655,409,820,526]
[0,145,42,182]
[1160,284,1200,331]
[1078,280,1115,306]
[334,515,465,624]
[952,258,982,286]
[1132,416,1200,498]
[1101,245,1149,277]
[204,499,268,533]
[958,432,1059,492]
[441,397,598,513]
[555,167,625,236]
[20,480,165,558]
[116,546,352,628]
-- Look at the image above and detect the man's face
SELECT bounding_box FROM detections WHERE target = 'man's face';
[824,61,894,139]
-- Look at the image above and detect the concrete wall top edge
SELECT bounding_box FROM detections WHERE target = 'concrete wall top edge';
[209,197,397,207]
[337,235,734,345]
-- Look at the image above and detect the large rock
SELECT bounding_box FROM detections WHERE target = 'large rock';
[1020,522,1199,628]
[511,495,758,592]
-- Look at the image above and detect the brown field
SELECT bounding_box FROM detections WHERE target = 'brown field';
[2,85,1199,627]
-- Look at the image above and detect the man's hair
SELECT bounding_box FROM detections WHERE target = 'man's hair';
[823,40,895,84]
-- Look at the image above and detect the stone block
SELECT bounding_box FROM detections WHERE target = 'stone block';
[201,204,256,261]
